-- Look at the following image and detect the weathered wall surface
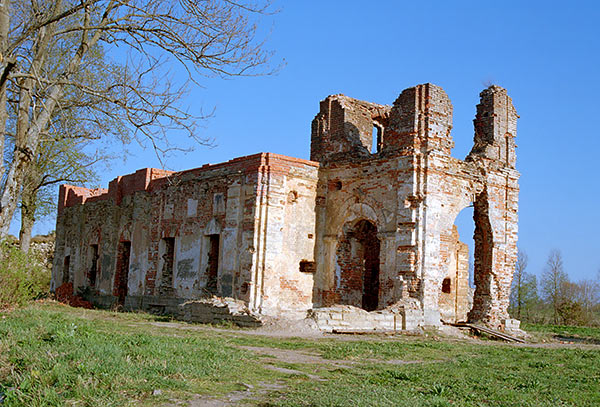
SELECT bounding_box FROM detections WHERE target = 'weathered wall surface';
[438,226,471,323]
[52,83,519,330]
[254,155,319,316]
[466,86,520,328]
[310,84,519,329]
[52,154,319,316]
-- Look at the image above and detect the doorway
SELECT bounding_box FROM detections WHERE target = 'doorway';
[335,219,381,311]
[355,220,380,311]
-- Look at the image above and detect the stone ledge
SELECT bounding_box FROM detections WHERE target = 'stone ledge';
[307,305,421,332]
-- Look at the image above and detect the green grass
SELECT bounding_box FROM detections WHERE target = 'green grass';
[1,303,600,406]
[523,323,600,342]
[0,303,283,406]
[268,345,600,406]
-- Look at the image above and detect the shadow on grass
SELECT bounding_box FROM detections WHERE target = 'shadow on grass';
[553,335,600,345]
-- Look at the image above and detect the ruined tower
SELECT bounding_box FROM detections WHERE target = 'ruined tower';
[309,84,519,328]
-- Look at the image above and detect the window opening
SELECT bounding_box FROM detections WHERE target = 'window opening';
[159,237,175,295]
[89,244,99,287]
[371,124,382,154]
[299,260,316,273]
[115,241,131,306]
[442,277,451,293]
[62,255,70,284]
[206,234,220,293]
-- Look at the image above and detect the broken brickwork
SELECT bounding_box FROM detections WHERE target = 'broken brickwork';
[52,84,519,330]
[52,154,319,317]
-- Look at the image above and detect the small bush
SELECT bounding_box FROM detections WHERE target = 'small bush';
[0,240,50,308]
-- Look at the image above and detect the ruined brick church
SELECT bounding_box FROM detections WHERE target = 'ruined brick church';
[51,84,519,330]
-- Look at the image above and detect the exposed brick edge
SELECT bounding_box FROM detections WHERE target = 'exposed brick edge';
[58,152,320,214]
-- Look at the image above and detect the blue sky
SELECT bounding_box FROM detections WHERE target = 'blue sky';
[26,0,600,282]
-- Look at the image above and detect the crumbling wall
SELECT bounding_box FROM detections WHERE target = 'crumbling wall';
[254,155,319,316]
[310,95,391,164]
[438,226,470,323]
[52,153,319,317]
[466,86,520,328]
[310,83,519,329]
[312,157,404,310]
[52,83,519,330]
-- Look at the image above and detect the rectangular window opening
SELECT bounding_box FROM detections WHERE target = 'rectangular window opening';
[299,260,316,273]
[62,255,70,285]
[159,237,175,295]
[206,234,220,294]
[89,244,99,287]
[116,241,131,306]
[371,124,383,154]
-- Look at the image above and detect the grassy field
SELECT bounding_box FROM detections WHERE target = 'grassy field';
[522,323,600,343]
[1,303,599,406]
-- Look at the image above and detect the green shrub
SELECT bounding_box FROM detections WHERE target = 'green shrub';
[0,241,50,307]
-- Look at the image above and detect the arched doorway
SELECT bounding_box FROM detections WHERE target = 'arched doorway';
[335,219,381,311]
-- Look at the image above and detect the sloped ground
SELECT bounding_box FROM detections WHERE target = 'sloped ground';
[1,302,599,406]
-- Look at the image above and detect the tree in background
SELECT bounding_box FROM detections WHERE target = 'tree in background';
[558,278,599,325]
[540,249,568,324]
[0,0,276,237]
[509,249,538,321]
[18,137,105,252]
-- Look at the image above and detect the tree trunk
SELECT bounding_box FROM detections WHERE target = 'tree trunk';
[0,149,31,236]
[18,171,39,252]
[0,1,11,190]
[0,2,108,237]
[19,202,35,253]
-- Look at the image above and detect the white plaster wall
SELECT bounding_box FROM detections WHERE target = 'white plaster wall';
[258,165,319,316]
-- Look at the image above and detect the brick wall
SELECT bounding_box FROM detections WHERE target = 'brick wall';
[310,83,519,329]
[53,153,319,317]
[52,84,519,330]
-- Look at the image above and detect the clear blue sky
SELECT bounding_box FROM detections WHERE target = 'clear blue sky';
[25,0,600,282]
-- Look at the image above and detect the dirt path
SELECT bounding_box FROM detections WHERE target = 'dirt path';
[168,342,441,406]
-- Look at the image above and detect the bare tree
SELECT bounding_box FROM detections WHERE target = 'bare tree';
[511,249,528,319]
[541,249,568,324]
[510,249,538,320]
[0,0,276,237]
[559,278,599,325]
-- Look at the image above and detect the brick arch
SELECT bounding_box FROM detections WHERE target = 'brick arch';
[119,223,132,243]
[440,184,481,235]
[204,218,221,235]
[329,199,381,238]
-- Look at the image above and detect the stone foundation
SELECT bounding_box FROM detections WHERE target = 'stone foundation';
[308,305,423,332]
[85,293,261,327]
